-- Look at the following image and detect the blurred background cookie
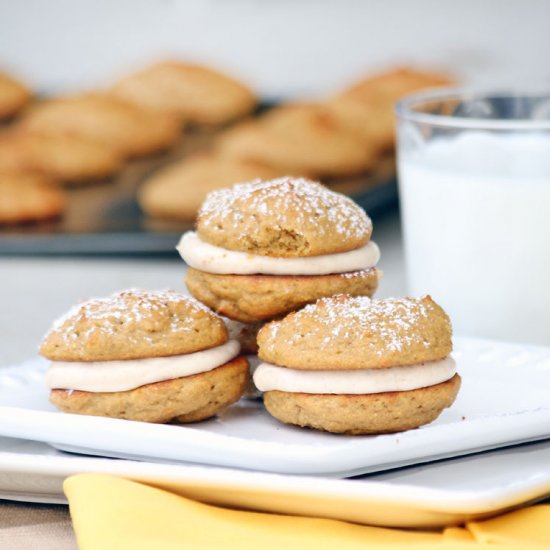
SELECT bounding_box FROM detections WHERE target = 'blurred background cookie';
[216,103,376,178]
[0,172,65,224]
[138,153,282,221]
[323,97,396,156]
[339,67,453,107]
[0,72,31,119]
[0,130,123,184]
[19,94,181,158]
[334,67,453,151]
[109,61,257,126]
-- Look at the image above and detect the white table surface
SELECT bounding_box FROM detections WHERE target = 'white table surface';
[0,211,405,367]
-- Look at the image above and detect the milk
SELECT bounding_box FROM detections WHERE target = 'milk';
[398,131,550,344]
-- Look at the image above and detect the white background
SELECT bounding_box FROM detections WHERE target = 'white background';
[1,0,549,99]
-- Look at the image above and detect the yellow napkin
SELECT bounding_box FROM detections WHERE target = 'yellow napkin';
[64,474,550,550]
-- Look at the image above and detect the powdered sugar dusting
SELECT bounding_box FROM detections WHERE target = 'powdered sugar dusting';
[198,177,371,241]
[272,295,441,356]
[47,289,213,345]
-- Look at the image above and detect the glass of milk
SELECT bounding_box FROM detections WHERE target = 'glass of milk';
[396,90,550,345]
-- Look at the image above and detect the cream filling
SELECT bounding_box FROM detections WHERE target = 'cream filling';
[253,357,456,394]
[176,231,380,275]
[46,340,240,393]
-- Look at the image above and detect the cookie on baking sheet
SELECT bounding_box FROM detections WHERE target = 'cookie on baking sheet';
[0,171,65,225]
[0,131,122,184]
[335,67,453,151]
[254,294,460,434]
[19,94,180,158]
[109,61,256,125]
[138,153,282,221]
[41,289,248,423]
[324,97,396,154]
[177,177,381,323]
[0,72,31,119]
[338,67,453,107]
[215,103,376,178]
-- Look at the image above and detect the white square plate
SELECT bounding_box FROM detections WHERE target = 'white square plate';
[0,337,549,477]
[0,436,549,528]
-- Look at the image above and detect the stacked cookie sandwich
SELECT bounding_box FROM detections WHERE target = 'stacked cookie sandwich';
[177,176,381,323]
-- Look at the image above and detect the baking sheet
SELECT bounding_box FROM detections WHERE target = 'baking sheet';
[0,126,398,256]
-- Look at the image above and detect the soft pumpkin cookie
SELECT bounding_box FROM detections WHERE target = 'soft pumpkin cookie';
[138,153,282,221]
[109,61,256,125]
[41,289,248,423]
[20,94,180,158]
[335,67,453,151]
[0,72,31,119]
[254,294,460,434]
[0,172,65,224]
[177,177,381,322]
[338,67,453,108]
[215,103,376,178]
[0,130,122,184]
[185,269,380,324]
[194,176,372,256]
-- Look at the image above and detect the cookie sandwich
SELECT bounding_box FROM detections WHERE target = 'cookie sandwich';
[254,294,460,434]
[177,177,381,323]
[41,289,249,423]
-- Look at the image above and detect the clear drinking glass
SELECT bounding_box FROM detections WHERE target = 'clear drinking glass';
[396,90,550,345]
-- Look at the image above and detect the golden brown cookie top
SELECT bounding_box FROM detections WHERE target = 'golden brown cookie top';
[216,103,375,177]
[339,67,453,108]
[258,294,452,369]
[19,94,180,158]
[324,97,396,153]
[109,61,257,125]
[0,72,31,119]
[40,289,228,362]
[196,177,372,257]
[0,172,65,224]
[0,130,122,183]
